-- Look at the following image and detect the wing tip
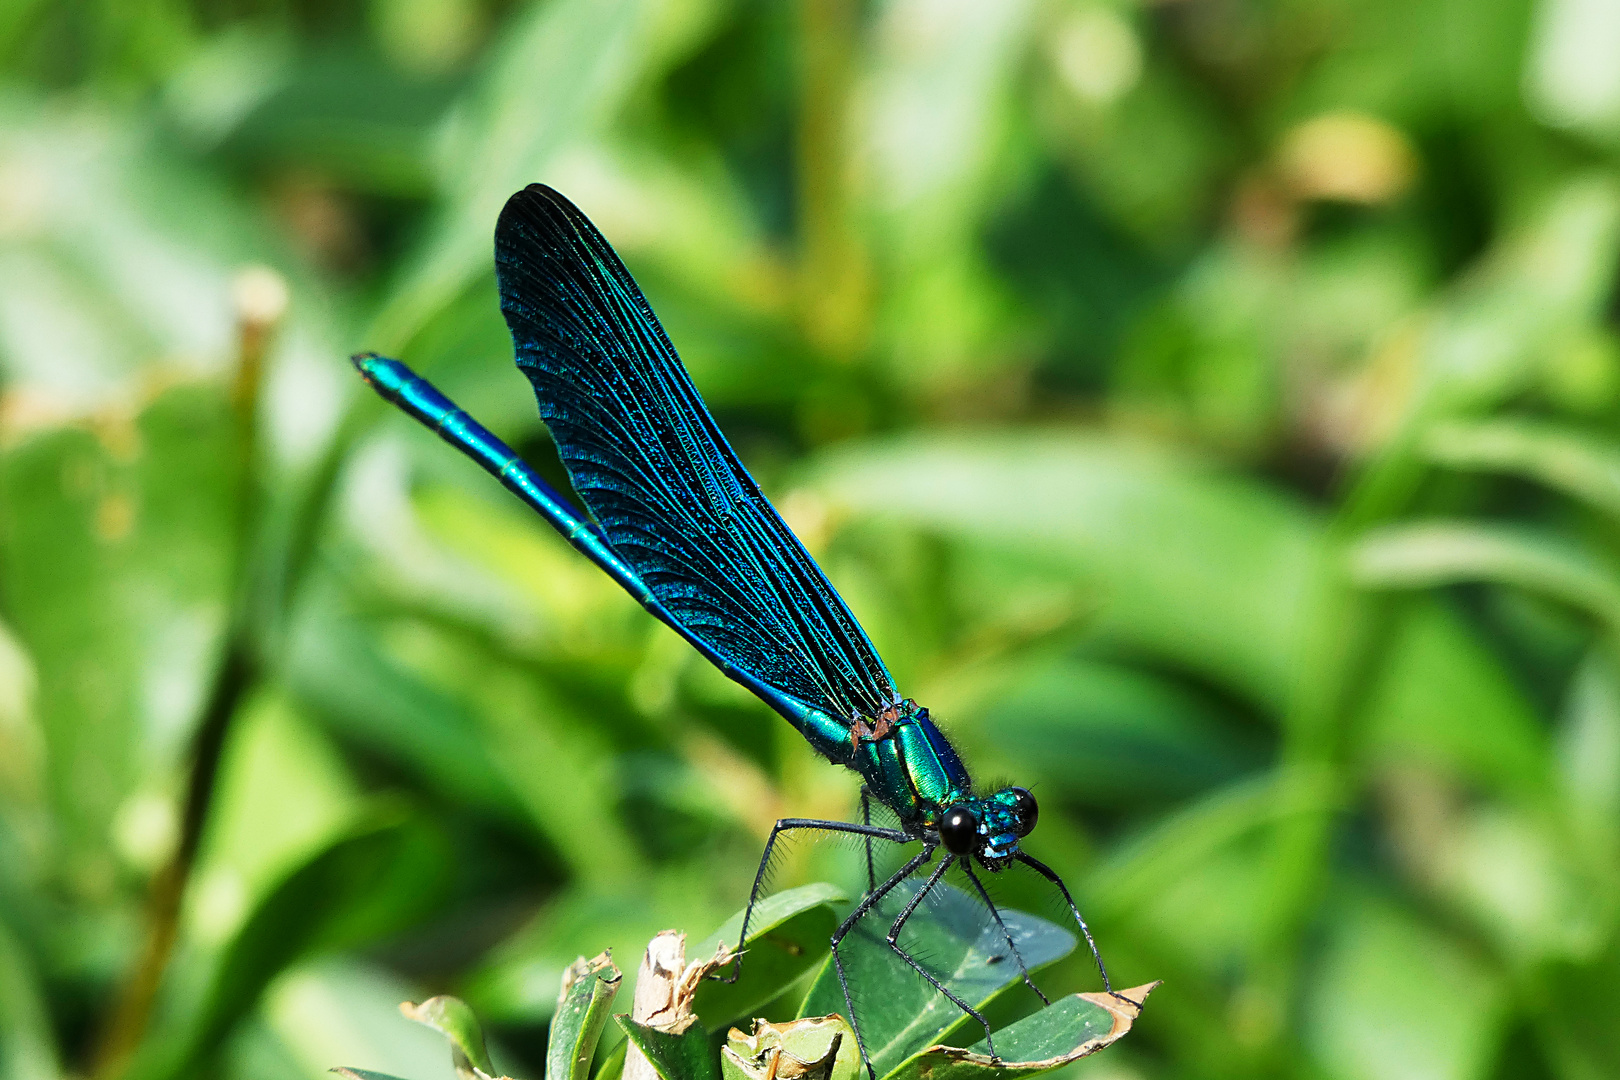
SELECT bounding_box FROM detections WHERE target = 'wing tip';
[500,182,578,229]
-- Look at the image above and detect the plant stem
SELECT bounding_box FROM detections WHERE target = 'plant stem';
[89,269,285,1079]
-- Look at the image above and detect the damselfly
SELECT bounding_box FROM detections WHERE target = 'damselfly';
[352,185,1116,1074]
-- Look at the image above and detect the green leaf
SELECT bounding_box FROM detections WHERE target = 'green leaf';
[135,814,451,1080]
[1538,933,1620,1080]
[1402,176,1620,418]
[271,959,478,1080]
[287,600,525,827]
[400,995,495,1079]
[371,0,674,351]
[548,953,623,1080]
[1348,521,1620,630]
[797,881,1075,1079]
[1304,895,1505,1080]
[0,383,233,872]
[0,916,60,1080]
[805,434,1319,710]
[689,883,846,1032]
[1424,418,1620,522]
[1559,644,1620,847]
[592,1038,628,1080]
[616,1016,717,1080]
[983,657,1265,807]
[883,984,1156,1080]
[722,1016,859,1080]
[1356,599,1551,797]
[332,1070,415,1080]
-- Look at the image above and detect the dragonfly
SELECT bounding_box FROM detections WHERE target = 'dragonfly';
[352,184,1116,1074]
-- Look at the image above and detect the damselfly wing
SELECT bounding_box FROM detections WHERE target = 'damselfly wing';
[353,185,1116,1077]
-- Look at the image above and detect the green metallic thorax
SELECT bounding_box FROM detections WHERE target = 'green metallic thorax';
[838,700,973,828]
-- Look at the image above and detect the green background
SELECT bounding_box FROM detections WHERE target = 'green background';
[2,0,1619,1078]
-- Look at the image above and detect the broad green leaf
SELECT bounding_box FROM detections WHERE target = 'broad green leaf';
[548,953,623,1080]
[1355,599,1551,797]
[1304,895,1505,1080]
[401,996,495,1079]
[805,434,1318,710]
[0,383,233,874]
[1349,521,1620,630]
[1437,804,1600,964]
[616,1016,717,1080]
[883,984,1156,1080]
[722,1016,858,1080]
[797,881,1075,1079]
[286,599,525,827]
[981,657,1265,806]
[187,690,360,947]
[690,883,845,1032]
[1410,177,1620,414]
[1424,418,1620,522]
[268,959,473,1080]
[133,814,452,1080]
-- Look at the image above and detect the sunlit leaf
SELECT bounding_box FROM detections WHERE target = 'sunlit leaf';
[883,984,1156,1080]
[1424,418,1620,522]
[722,1015,858,1080]
[1304,895,1505,1080]
[1349,521,1620,630]
[1559,644,1620,847]
[616,1016,716,1080]
[0,383,233,876]
[690,883,845,1032]
[798,881,1075,1079]
[135,814,452,1080]
[548,953,622,1080]
[401,996,495,1079]
[806,434,1319,710]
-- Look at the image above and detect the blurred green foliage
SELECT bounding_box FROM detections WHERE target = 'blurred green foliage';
[2,1,1620,1079]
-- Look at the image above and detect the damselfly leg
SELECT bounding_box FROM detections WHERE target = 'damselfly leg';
[958,859,1048,1005]
[716,817,912,986]
[1016,852,1125,1003]
[873,855,1000,1060]
[828,846,938,1080]
[860,787,878,893]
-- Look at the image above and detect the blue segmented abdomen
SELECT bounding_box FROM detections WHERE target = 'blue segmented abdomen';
[351,353,852,762]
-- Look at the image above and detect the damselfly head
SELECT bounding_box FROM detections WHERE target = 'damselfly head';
[937,786,1039,869]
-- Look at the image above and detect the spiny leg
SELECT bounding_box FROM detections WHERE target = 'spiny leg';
[883,855,999,1060]
[958,859,1048,1006]
[1016,853,1126,1003]
[860,787,878,893]
[715,818,912,985]
[832,847,937,1080]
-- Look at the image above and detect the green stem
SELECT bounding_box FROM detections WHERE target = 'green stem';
[88,275,281,1079]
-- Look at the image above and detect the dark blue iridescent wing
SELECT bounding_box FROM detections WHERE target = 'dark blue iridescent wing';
[494,184,898,724]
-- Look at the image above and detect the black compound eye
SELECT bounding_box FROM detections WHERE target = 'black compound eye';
[938,805,979,855]
[1010,787,1038,836]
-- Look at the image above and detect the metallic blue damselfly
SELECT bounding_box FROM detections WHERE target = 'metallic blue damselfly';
[352,185,1116,1075]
